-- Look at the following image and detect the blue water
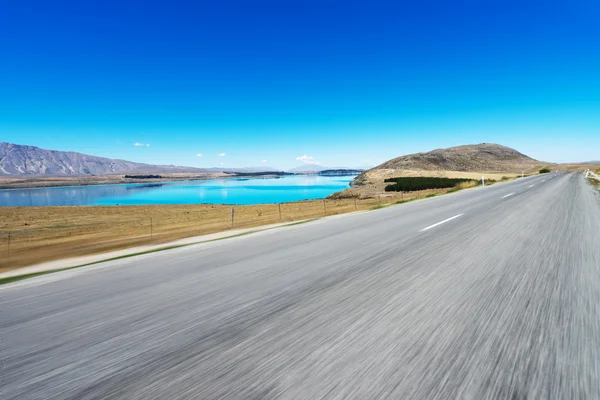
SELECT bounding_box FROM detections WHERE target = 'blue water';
[0,175,356,206]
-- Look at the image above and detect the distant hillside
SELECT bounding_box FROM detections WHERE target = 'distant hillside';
[375,143,539,172]
[319,169,364,175]
[287,164,328,173]
[287,165,360,173]
[0,142,205,176]
[354,143,544,186]
[201,166,279,173]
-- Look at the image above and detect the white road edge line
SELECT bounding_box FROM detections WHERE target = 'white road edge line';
[502,192,515,198]
[419,214,463,232]
[528,184,535,188]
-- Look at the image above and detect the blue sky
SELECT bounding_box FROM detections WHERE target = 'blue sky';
[1,0,599,169]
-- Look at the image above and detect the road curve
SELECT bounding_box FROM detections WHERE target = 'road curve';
[2,173,600,399]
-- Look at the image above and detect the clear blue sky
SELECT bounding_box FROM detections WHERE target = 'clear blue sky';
[1,0,599,169]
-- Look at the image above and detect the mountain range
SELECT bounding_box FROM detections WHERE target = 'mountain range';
[4,142,539,178]
[0,142,359,176]
[0,142,205,176]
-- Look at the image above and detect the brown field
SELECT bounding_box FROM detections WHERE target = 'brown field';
[0,169,531,273]
[552,163,600,173]
[1,193,448,272]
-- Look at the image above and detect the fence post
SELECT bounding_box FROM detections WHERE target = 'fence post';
[231,207,234,228]
[481,176,485,186]
[278,203,282,221]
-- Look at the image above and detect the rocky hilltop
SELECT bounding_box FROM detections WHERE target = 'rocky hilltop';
[375,143,539,172]
[353,143,544,187]
[0,142,204,176]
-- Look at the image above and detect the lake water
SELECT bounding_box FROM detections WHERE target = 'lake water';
[0,175,356,206]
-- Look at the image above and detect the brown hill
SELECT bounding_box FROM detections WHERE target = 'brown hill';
[375,143,539,172]
[352,143,546,187]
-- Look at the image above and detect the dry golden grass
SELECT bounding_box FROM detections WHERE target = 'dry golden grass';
[0,173,515,272]
[0,198,395,271]
[455,181,480,190]
[0,188,469,272]
[339,170,514,198]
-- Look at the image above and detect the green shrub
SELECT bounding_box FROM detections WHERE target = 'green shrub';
[384,177,478,192]
[539,168,551,174]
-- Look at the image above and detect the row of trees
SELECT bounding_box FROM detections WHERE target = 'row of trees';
[384,177,478,192]
[124,175,163,179]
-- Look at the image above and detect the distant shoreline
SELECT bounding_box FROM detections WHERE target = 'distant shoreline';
[0,174,222,190]
[0,170,363,190]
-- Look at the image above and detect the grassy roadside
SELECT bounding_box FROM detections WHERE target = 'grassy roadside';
[0,221,323,286]
[1,192,451,272]
[0,176,519,282]
[0,201,370,271]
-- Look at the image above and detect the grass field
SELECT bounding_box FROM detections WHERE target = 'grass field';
[2,193,446,272]
[1,171,528,273]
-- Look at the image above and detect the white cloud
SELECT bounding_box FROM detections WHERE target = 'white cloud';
[296,155,320,165]
[133,142,150,147]
[217,152,226,157]
[196,153,203,157]
[219,162,225,166]
[261,160,267,163]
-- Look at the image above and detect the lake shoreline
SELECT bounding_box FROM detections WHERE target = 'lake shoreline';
[0,172,359,190]
[0,173,227,190]
[0,174,357,207]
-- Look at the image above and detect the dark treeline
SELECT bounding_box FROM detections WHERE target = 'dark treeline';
[319,169,363,175]
[224,171,292,177]
[124,175,163,179]
[384,177,477,192]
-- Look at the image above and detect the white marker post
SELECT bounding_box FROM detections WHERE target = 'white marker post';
[522,170,524,178]
[481,176,485,186]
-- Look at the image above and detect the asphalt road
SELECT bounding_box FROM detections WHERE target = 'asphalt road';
[2,172,600,399]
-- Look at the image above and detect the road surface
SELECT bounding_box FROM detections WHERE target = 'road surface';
[2,172,600,399]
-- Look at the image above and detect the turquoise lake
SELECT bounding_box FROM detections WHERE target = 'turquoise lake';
[0,175,356,206]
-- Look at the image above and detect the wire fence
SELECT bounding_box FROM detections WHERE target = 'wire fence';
[1,196,410,271]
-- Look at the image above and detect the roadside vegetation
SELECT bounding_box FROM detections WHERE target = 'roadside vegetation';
[384,177,490,192]
[539,168,551,174]
[0,173,518,274]
[0,197,393,271]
